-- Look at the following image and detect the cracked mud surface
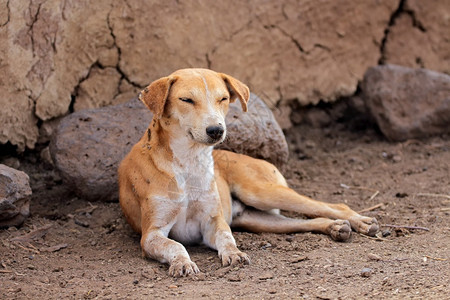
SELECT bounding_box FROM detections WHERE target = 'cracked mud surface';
[3,0,449,150]
[1,122,449,299]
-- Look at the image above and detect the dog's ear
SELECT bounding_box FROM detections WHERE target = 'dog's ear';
[139,76,177,119]
[220,73,250,112]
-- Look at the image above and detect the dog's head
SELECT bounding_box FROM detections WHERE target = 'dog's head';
[139,68,249,145]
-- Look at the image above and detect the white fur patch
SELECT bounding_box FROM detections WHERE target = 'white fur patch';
[168,135,218,244]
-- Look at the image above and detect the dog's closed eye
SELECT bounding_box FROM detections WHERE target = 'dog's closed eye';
[179,97,194,104]
[220,97,229,102]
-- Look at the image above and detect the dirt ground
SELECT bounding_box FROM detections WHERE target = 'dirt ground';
[1,120,449,299]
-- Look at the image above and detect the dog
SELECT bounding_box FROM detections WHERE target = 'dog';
[118,68,379,277]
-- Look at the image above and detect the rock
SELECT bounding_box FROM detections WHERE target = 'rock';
[227,273,242,282]
[50,94,288,202]
[360,267,373,278]
[50,99,148,202]
[362,65,450,141]
[0,165,32,227]
[1,157,21,170]
[258,272,274,280]
[368,253,382,261]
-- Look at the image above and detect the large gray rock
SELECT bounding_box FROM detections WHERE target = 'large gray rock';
[362,65,450,141]
[0,164,32,227]
[50,94,288,202]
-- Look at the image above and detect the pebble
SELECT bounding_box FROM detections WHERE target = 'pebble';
[194,273,206,281]
[361,267,372,277]
[168,284,178,289]
[291,256,308,263]
[258,272,274,280]
[74,218,89,228]
[382,230,391,237]
[227,273,241,282]
[215,266,231,277]
[260,242,272,249]
[2,157,20,169]
[305,140,316,148]
[368,253,382,261]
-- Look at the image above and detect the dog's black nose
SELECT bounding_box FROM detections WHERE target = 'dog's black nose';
[206,125,224,140]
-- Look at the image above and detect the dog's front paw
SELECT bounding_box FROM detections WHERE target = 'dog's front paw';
[221,249,251,267]
[329,219,352,242]
[349,216,379,236]
[168,257,200,277]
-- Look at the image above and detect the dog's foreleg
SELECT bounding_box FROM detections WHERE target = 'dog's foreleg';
[141,229,199,277]
[202,215,250,267]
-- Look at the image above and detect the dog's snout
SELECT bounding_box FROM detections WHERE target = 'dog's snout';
[206,125,224,140]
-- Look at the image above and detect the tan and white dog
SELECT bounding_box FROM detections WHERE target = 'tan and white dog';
[118,68,379,277]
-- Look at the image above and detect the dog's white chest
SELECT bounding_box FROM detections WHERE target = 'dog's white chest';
[168,144,217,244]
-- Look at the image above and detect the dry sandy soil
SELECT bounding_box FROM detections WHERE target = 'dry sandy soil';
[1,121,449,299]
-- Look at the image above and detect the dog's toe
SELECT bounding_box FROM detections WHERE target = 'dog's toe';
[221,250,250,267]
[168,258,199,277]
[349,216,379,236]
[329,219,352,242]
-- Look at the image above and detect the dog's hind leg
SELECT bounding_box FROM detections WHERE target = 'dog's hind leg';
[231,206,352,241]
[235,183,377,236]
[214,150,378,236]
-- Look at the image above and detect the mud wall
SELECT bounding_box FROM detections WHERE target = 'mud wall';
[0,0,449,150]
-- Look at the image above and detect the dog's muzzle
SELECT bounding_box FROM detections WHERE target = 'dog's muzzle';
[206,125,225,142]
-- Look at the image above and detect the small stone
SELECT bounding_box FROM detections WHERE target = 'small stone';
[2,157,20,169]
[361,267,372,277]
[215,266,231,278]
[291,256,308,263]
[168,284,177,289]
[305,140,316,149]
[259,272,274,280]
[395,192,408,198]
[392,155,401,162]
[132,279,139,285]
[260,242,272,249]
[40,277,50,284]
[368,253,382,261]
[382,230,391,237]
[285,236,294,242]
[27,265,36,270]
[194,272,206,281]
[227,273,241,282]
[74,218,89,228]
